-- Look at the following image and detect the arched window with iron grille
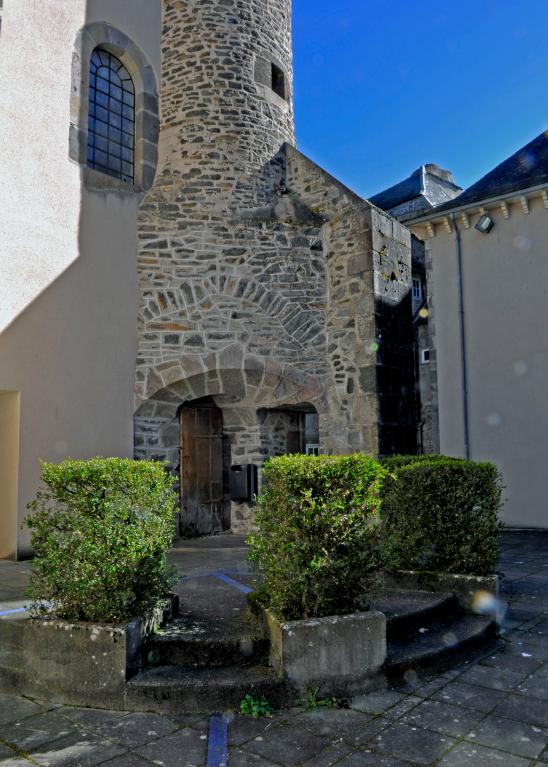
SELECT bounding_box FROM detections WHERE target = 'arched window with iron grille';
[87,48,135,184]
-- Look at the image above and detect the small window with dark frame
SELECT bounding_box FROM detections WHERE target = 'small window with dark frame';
[87,48,135,184]
[271,63,286,100]
[412,277,422,301]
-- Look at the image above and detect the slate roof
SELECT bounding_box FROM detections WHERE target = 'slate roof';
[429,131,548,216]
[369,164,462,221]
[369,169,424,211]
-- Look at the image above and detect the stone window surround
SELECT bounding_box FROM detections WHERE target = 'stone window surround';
[254,51,291,111]
[69,22,159,193]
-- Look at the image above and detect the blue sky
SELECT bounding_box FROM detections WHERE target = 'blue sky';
[293,0,548,199]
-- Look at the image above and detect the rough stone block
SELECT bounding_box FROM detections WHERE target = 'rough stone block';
[261,608,386,696]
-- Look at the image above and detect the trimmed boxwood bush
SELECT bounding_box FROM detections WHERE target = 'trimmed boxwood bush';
[26,458,178,624]
[380,457,503,575]
[247,454,387,621]
[380,454,465,472]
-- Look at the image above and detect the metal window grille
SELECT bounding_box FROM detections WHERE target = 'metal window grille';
[87,48,135,183]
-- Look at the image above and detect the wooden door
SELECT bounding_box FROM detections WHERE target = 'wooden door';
[180,403,227,537]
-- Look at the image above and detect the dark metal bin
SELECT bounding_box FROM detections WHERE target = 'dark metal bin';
[229,464,258,503]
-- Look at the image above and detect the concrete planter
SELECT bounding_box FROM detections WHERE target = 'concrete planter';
[0,596,177,710]
[260,607,386,696]
[383,570,499,613]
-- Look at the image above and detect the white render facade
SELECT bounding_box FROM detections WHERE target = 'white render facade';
[409,179,548,529]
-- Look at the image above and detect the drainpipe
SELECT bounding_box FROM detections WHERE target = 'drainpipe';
[451,213,471,459]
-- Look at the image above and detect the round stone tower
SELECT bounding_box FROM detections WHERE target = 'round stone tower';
[137,0,318,538]
[157,0,295,208]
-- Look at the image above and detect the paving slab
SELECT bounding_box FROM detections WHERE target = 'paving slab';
[479,651,545,675]
[95,754,157,766]
[335,751,417,767]
[134,727,207,766]
[301,740,354,767]
[350,690,406,714]
[399,697,484,737]
[465,714,548,759]
[431,680,508,713]
[55,706,129,729]
[296,707,373,737]
[438,742,533,766]
[91,712,178,748]
[23,731,126,766]
[457,663,529,691]
[228,749,281,767]
[0,696,47,729]
[382,695,423,719]
[0,745,18,759]
[297,710,391,748]
[227,714,285,747]
[493,693,548,726]
[238,720,331,766]
[371,720,457,764]
[1,710,79,752]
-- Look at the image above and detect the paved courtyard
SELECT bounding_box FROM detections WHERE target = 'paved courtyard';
[2,530,548,766]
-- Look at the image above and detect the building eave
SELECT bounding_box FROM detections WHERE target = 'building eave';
[406,182,548,231]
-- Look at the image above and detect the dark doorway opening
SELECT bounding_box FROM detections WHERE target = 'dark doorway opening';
[258,404,320,458]
[179,397,231,537]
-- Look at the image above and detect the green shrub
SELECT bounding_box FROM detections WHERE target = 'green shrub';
[380,458,503,575]
[247,454,386,620]
[240,694,273,718]
[26,458,178,623]
[379,454,465,472]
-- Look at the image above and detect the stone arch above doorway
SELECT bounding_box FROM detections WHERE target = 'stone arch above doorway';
[134,351,325,463]
[134,353,325,535]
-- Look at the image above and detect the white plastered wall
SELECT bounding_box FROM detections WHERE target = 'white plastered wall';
[0,0,162,557]
[422,197,548,528]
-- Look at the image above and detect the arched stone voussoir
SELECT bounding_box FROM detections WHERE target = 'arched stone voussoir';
[135,353,326,414]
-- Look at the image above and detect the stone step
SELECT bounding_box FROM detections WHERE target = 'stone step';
[143,615,268,669]
[369,589,460,642]
[385,613,497,680]
[126,663,289,715]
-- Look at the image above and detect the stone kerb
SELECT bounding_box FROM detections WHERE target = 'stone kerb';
[259,607,387,697]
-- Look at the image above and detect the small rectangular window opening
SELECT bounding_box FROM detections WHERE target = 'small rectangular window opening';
[420,349,430,365]
[412,278,422,300]
[271,63,286,100]
[305,444,321,456]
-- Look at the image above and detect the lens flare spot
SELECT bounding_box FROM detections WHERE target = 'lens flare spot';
[443,631,458,647]
[419,308,429,319]
[403,669,418,686]
[370,342,380,353]
[472,590,506,623]
[513,235,531,252]
[486,413,501,427]
[513,361,528,376]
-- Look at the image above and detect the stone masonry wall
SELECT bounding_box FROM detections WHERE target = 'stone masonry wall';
[285,146,415,455]
[135,0,415,534]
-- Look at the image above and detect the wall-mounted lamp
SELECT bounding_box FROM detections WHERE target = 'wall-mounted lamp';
[475,213,495,234]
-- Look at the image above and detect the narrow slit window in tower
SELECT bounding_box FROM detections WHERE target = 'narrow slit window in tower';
[271,63,286,100]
